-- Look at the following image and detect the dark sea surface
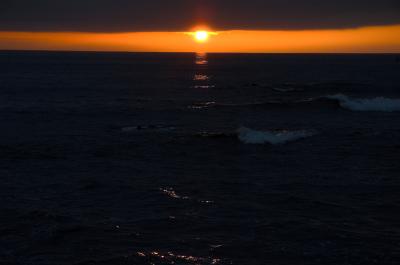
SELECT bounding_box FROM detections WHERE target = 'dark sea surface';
[0,51,400,265]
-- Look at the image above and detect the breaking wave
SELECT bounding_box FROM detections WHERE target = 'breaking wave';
[325,94,400,112]
[237,127,316,145]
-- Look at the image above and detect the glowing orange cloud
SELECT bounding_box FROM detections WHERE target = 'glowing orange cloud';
[0,25,399,53]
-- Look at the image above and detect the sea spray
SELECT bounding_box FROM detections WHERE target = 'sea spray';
[326,94,400,112]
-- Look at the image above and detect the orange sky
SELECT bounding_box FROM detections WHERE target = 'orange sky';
[0,25,400,53]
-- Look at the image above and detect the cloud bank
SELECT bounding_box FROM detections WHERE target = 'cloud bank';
[0,0,399,32]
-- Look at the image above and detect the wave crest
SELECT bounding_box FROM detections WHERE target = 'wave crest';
[326,94,400,112]
[189,94,400,112]
[237,127,316,145]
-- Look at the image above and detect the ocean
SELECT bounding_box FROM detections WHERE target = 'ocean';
[0,51,399,265]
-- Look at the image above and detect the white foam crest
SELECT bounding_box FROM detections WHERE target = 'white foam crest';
[326,94,400,112]
[237,127,315,145]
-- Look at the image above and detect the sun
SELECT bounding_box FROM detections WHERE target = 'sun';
[195,31,209,42]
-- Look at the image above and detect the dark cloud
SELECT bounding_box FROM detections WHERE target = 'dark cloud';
[0,0,399,32]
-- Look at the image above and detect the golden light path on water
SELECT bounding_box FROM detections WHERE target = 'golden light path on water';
[0,25,399,53]
[193,52,215,89]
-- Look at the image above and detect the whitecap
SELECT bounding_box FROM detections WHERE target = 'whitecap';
[326,94,400,112]
[237,127,316,145]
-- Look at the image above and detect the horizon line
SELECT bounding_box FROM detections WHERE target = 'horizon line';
[1,49,399,55]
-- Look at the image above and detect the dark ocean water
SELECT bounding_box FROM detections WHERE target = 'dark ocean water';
[0,51,400,265]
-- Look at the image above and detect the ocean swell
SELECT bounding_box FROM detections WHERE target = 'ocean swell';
[237,127,316,145]
[189,94,400,112]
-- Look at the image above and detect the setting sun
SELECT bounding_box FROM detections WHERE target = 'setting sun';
[195,31,209,42]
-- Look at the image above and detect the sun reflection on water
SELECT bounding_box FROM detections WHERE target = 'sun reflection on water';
[160,187,214,204]
[160,187,189,200]
[194,74,210,81]
[195,52,208,65]
[193,53,215,89]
